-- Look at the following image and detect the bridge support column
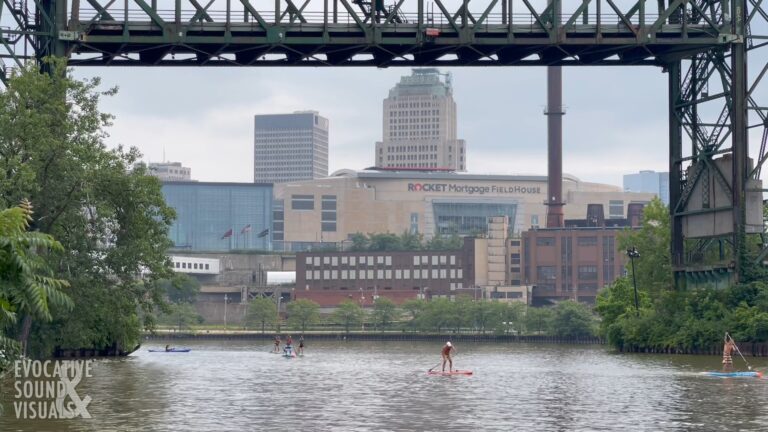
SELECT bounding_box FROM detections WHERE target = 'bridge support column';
[731,0,748,283]
[668,60,684,288]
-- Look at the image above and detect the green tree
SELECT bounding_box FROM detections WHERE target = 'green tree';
[333,300,364,333]
[551,301,597,338]
[448,295,473,333]
[0,201,71,357]
[524,307,553,335]
[286,299,320,332]
[349,233,370,251]
[0,59,175,357]
[595,277,652,336]
[247,297,278,333]
[157,274,201,304]
[368,233,402,251]
[158,303,202,331]
[401,298,427,331]
[617,198,672,296]
[371,297,399,330]
[398,231,423,250]
[498,302,526,335]
[467,298,496,334]
[426,234,462,250]
[421,298,455,333]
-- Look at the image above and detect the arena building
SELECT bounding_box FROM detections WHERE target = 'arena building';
[272,169,655,251]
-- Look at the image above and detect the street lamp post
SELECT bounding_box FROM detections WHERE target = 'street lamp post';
[223,293,228,329]
[627,246,640,315]
[359,288,365,331]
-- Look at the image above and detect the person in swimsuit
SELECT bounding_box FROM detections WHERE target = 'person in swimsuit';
[298,335,305,355]
[441,341,455,372]
[722,336,736,372]
[273,335,281,353]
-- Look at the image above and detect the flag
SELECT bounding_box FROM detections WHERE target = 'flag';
[241,224,252,234]
[221,228,233,239]
[257,228,270,238]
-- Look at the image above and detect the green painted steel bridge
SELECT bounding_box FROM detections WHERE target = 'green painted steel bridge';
[1,0,768,285]
[0,0,747,66]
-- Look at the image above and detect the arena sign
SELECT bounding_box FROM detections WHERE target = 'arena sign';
[407,183,541,195]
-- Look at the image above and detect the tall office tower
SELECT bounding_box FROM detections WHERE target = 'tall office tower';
[375,68,466,171]
[254,111,329,183]
[623,170,670,205]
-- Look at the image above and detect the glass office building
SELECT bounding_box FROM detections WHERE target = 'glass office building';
[433,201,517,236]
[162,182,273,251]
[623,170,669,205]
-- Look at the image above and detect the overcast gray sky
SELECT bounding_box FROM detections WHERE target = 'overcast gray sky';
[74,62,765,188]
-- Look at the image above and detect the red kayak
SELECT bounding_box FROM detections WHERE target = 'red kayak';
[427,370,473,376]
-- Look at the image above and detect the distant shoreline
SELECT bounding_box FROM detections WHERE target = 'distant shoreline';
[144,330,604,345]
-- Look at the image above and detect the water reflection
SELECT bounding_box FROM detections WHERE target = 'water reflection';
[1,340,766,431]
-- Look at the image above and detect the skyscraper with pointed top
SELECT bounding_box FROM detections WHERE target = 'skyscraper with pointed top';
[375,68,466,171]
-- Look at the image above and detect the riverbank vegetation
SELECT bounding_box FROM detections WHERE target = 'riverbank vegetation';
[596,198,768,352]
[241,296,598,337]
[347,232,463,251]
[0,60,175,364]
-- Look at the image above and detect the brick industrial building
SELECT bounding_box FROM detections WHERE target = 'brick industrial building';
[522,203,644,304]
[294,238,478,308]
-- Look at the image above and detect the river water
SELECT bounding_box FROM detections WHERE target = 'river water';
[1,339,766,431]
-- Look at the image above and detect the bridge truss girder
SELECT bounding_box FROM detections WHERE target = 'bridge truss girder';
[1,0,734,69]
[1,0,767,284]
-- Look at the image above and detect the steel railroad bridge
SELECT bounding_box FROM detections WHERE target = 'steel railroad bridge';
[1,0,768,285]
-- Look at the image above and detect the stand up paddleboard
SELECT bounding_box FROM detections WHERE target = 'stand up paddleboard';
[427,370,473,376]
[148,348,191,353]
[703,371,763,378]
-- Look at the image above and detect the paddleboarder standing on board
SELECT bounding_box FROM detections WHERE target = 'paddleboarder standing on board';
[273,335,281,353]
[722,335,736,372]
[298,335,305,356]
[441,341,456,372]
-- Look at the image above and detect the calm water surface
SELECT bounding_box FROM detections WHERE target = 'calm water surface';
[1,340,766,431]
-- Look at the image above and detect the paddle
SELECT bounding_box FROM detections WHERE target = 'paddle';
[726,332,753,371]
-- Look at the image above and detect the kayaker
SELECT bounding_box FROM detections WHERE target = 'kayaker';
[722,336,736,372]
[273,335,281,353]
[298,336,305,355]
[441,341,456,372]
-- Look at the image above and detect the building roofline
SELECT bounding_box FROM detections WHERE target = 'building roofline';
[343,169,549,182]
[162,181,273,187]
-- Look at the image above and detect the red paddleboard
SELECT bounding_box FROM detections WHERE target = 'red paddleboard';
[427,370,473,376]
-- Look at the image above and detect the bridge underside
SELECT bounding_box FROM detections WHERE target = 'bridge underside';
[69,24,719,67]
